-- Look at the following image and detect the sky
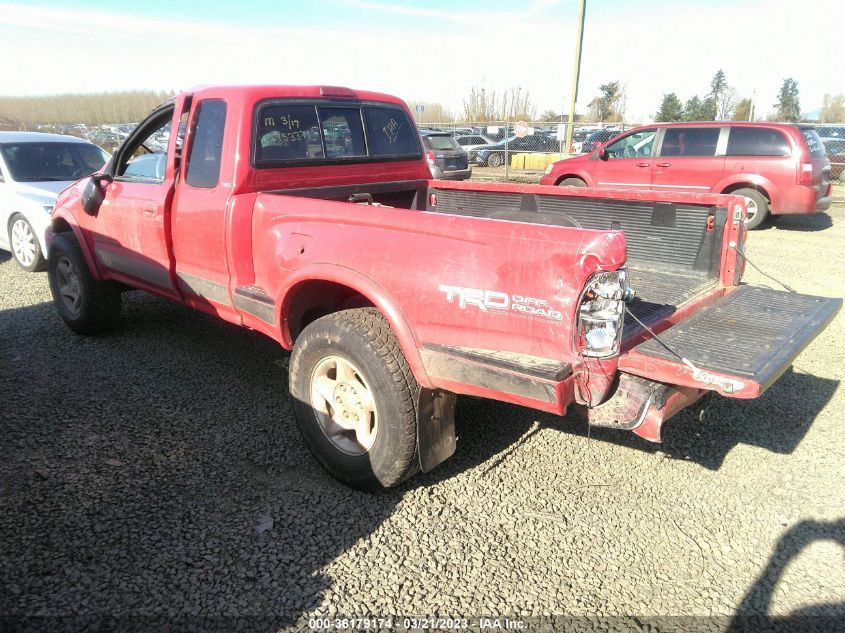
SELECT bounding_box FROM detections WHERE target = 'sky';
[0,0,843,122]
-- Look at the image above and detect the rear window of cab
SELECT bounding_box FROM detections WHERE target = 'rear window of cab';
[253,101,421,166]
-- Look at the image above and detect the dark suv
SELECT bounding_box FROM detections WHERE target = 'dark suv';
[420,131,471,180]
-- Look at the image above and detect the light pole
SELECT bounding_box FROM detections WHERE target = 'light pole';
[564,0,586,155]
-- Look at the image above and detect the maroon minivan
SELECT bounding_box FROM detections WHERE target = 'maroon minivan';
[540,122,832,229]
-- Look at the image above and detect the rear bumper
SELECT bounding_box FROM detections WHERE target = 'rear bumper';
[772,185,831,214]
[431,166,472,181]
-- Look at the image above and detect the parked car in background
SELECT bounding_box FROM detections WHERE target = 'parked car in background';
[540,122,832,229]
[0,132,108,270]
[580,128,619,153]
[420,130,471,180]
[454,134,492,153]
[469,135,559,167]
[823,139,844,179]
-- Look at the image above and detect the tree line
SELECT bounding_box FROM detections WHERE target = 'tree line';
[0,90,175,127]
[655,70,845,123]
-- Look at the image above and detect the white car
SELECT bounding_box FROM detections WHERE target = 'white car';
[454,134,493,153]
[0,132,109,271]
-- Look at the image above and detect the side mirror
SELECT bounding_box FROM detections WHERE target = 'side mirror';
[82,173,112,215]
[597,145,608,161]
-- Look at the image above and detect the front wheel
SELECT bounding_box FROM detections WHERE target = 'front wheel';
[557,177,587,188]
[487,152,504,168]
[47,232,122,335]
[9,214,45,272]
[289,308,419,490]
[733,188,769,230]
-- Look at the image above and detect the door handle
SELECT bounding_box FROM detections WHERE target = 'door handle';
[656,162,671,167]
[636,162,650,167]
[141,206,157,218]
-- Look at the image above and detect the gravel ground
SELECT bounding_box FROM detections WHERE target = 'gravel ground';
[1,203,844,632]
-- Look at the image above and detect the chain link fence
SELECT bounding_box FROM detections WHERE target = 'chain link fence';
[814,124,845,180]
[417,120,636,177]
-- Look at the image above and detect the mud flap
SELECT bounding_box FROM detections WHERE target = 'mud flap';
[416,388,457,472]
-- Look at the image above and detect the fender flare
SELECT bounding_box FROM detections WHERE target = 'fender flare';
[276,263,432,388]
[50,210,102,279]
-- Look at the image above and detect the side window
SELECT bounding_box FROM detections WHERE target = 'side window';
[605,129,656,159]
[185,100,227,188]
[319,107,366,158]
[363,107,420,157]
[727,127,791,157]
[256,105,322,162]
[117,108,174,183]
[661,127,720,157]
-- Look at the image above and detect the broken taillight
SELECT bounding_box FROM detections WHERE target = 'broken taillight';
[575,269,632,358]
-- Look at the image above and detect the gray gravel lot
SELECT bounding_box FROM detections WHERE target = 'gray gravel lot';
[1,204,844,631]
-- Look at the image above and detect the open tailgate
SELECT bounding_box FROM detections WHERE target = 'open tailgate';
[618,285,841,398]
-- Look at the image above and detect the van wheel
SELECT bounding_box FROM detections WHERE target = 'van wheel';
[558,177,587,187]
[733,188,769,230]
[487,153,504,168]
[47,232,122,335]
[289,308,419,490]
[9,214,45,272]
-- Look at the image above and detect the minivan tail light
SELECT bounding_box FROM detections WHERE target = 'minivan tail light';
[798,162,814,186]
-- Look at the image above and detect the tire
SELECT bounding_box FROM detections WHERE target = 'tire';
[557,177,587,188]
[47,232,122,335]
[8,214,45,272]
[289,308,419,490]
[732,188,769,230]
[487,152,504,168]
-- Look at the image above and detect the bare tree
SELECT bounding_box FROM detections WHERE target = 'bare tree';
[0,90,175,126]
[407,101,454,125]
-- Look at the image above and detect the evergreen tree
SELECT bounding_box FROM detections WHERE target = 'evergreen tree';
[655,93,684,121]
[773,78,800,122]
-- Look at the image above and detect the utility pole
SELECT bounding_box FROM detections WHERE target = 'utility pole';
[564,0,587,155]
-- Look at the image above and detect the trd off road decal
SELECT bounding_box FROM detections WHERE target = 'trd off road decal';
[438,285,563,321]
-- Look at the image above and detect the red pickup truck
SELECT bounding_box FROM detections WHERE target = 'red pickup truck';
[46,85,841,489]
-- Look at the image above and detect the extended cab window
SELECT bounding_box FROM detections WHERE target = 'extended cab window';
[661,127,720,157]
[253,101,420,166]
[604,129,656,159]
[186,100,226,188]
[727,127,791,157]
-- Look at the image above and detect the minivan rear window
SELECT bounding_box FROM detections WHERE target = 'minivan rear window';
[799,129,826,158]
[253,101,421,166]
[424,135,462,151]
[726,127,790,157]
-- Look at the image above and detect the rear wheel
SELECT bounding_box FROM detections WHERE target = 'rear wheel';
[557,177,587,188]
[289,308,419,490]
[487,152,504,168]
[47,232,122,334]
[9,214,45,272]
[732,188,769,230]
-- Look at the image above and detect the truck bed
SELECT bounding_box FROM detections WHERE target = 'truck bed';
[268,179,727,343]
[425,184,727,339]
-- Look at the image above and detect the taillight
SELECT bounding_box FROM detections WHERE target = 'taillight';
[575,269,631,358]
[798,162,814,186]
